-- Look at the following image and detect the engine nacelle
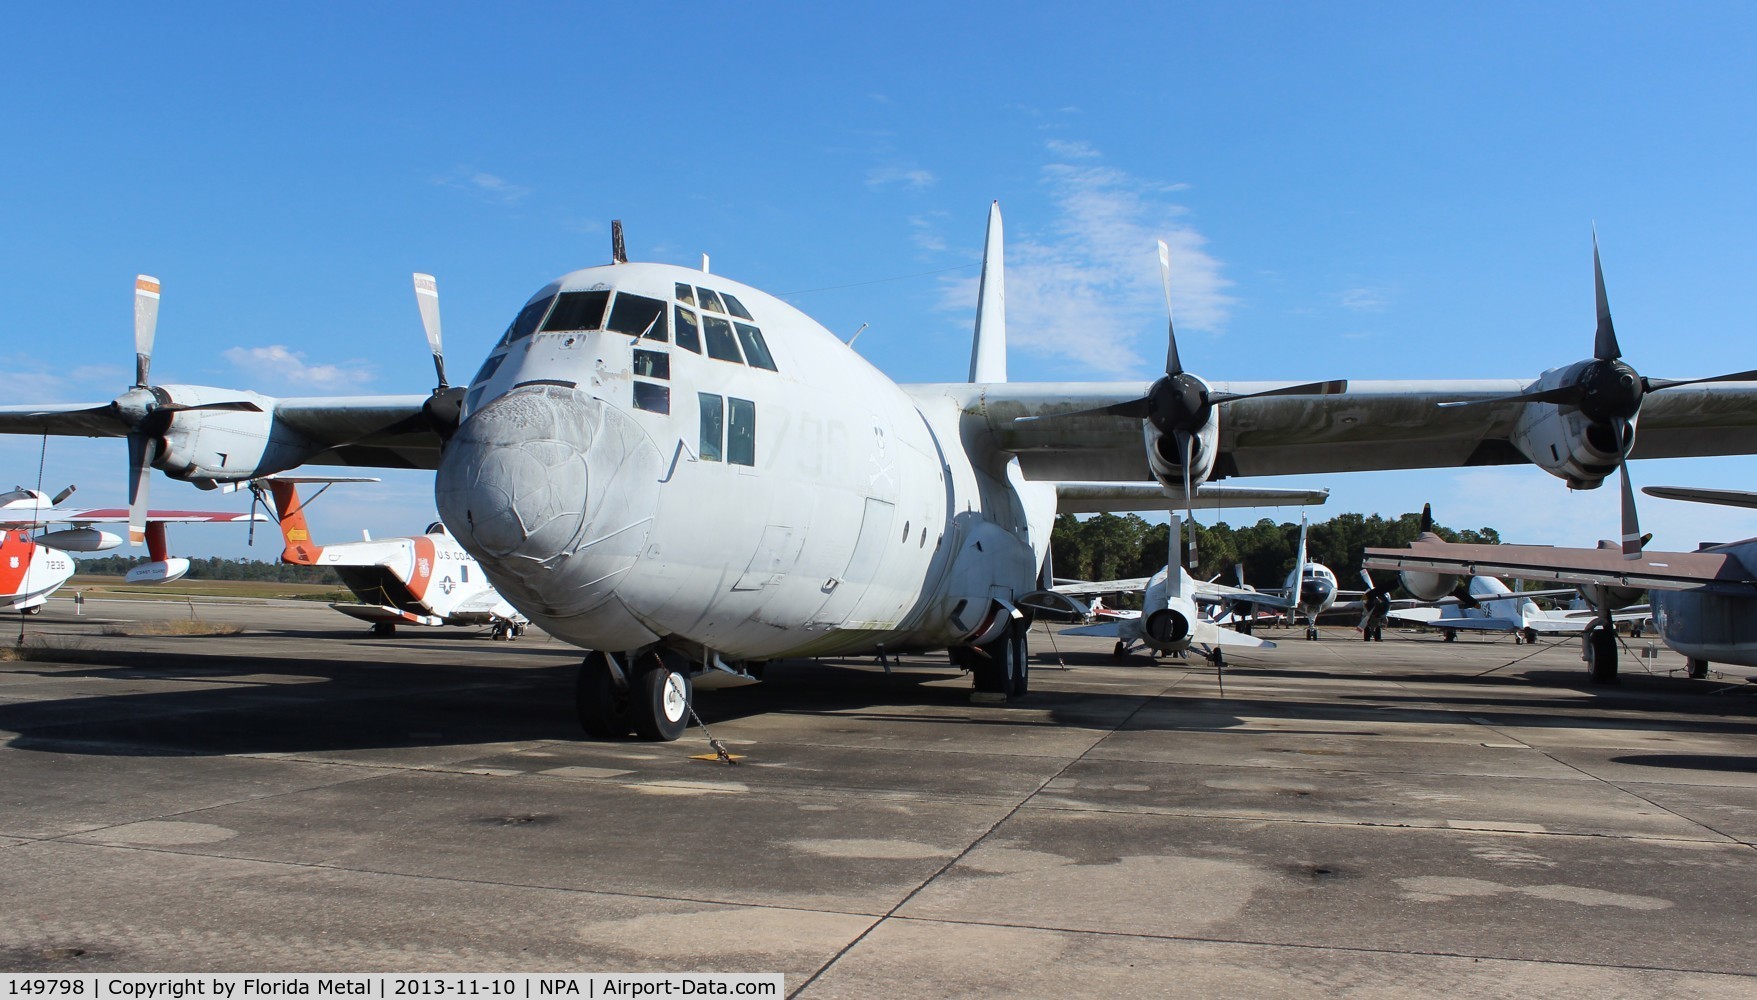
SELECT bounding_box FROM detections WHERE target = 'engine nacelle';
[35,528,123,552]
[1508,363,1635,489]
[126,558,191,584]
[146,386,318,484]
[1401,570,1459,602]
[1578,582,1644,611]
[1143,415,1219,492]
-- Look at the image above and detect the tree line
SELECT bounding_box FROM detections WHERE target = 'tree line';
[1051,511,1500,590]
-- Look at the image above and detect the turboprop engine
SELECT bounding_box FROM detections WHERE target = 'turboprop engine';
[1400,568,1461,603]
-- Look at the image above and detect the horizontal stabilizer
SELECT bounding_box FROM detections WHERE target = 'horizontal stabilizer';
[1061,621,1124,638]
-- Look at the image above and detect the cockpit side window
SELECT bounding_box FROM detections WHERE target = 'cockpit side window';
[674,282,696,307]
[471,353,507,385]
[541,290,610,332]
[500,294,555,346]
[607,292,669,341]
[674,306,702,354]
[721,292,754,320]
[697,288,727,314]
[702,315,744,363]
[734,323,778,371]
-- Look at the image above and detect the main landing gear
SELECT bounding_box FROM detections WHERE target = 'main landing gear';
[1305,625,1319,641]
[370,622,397,637]
[962,618,1029,699]
[490,620,528,641]
[1583,624,1619,685]
[576,650,694,741]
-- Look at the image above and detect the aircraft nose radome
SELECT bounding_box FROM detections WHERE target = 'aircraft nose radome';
[434,385,665,617]
[436,389,594,560]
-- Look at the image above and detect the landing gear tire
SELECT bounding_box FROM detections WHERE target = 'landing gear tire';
[972,619,1027,699]
[22,606,40,616]
[1238,622,1253,636]
[1523,627,1539,645]
[576,656,634,739]
[1442,629,1456,643]
[1586,627,1619,685]
[1112,640,1128,661]
[1305,626,1319,641]
[371,622,397,637]
[1688,657,1709,680]
[631,656,692,742]
[1372,626,1384,642]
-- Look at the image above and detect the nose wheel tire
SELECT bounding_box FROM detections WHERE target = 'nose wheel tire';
[576,657,634,739]
[1687,657,1709,679]
[1585,627,1620,685]
[632,658,692,742]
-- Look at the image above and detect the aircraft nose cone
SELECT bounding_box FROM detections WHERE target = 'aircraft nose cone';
[436,388,594,561]
[434,385,665,618]
[1300,579,1333,607]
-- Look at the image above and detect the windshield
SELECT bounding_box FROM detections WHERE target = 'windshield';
[542,290,611,332]
[498,294,555,346]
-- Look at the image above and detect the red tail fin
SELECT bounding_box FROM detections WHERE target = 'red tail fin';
[268,481,324,565]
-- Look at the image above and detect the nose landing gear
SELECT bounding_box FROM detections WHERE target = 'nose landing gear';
[576,649,694,741]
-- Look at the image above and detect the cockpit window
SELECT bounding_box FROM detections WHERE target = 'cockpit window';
[702,315,744,363]
[697,288,727,314]
[674,282,696,307]
[734,323,777,371]
[500,294,555,346]
[721,292,754,320]
[674,306,702,354]
[471,352,507,385]
[607,292,668,341]
[541,290,610,332]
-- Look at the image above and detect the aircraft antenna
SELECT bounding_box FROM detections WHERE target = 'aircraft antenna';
[847,323,869,346]
[701,253,710,274]
[611,220,627,264]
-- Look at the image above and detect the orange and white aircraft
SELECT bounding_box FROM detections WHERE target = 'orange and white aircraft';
[254,477,528,639]
[0,485,265,613]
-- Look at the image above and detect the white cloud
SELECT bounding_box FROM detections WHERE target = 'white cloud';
[223,345,375,391]
[940,142,1234,378]
[435,168,531,206]
[908,213,948,254]
[0,354,124,402]
[1044,139,1101,160]
[867,166,937,190]
[1338,287,1390,312]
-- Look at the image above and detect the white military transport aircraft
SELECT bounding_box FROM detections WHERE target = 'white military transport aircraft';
[6,208,1757,739]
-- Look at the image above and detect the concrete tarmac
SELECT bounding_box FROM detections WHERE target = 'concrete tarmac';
[3,597,1756,997]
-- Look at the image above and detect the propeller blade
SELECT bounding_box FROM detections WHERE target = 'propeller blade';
[1644,368,1757,393]
[1012,396,1150,424]
[157,400,263,414]
[1211,379,1349,404]
[51,484,76,506]
[1615,419,1642,559]
[413,273,449,389]
[126,433,158,546]
[1181,432,1198,570]
[1593,234,1621,361]
[1157,240,1182,377]
[1437,384,1585,408]
[134,274,160,387]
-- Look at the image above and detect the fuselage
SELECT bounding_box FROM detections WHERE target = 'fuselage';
[0,530,74,611]
[434,262,1052,661]
[1291,563,1338,619]
[1651,536,1757,666]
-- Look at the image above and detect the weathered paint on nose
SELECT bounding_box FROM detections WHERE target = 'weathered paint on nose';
[435,385,664,618]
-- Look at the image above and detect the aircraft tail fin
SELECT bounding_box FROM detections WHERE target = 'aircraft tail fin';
[263,479,324,565]
[967,201,1006,383]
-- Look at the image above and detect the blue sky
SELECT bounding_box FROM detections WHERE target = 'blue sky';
[4,3,1757,561]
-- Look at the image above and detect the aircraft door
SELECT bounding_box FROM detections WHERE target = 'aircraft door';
[811,497,895,626]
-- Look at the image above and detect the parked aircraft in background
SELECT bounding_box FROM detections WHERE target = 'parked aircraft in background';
[5,211,1757,739]
[0,485,264,612]
[1365,494,1757,682]
[253,477,527,640]
[1386,575,1643,643]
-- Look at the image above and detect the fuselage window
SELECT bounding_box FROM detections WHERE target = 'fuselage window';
[721,292,754,320]
[471,352,507,384]
[633,380,670,414]
[702,315,745,363]
[460,566,469,582]
[727,397,756,466]
[674,282,696,307]
[734,322,778,371]
[608,292,669,341]
[674,306,702,354]
[633,348,670,380]
[541,290,610,332]
[500,294,555,346]
[463,386,485,416]
[697,288,727,314]
[698,392,723,462]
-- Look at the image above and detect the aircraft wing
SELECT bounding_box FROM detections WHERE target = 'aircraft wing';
[1054,482,1329,513]
[0,395,443,471]
[1363,539,1757,596]
[928,380,1757,481]
[0,507,265,527]
[1054,578,1153,597]
[1192,620,1276,649]
[1644,486,1757,510]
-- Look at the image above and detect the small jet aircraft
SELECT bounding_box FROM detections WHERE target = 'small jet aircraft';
[252,477,528,639]
[0,485,265,612]
[1364,494,1757,682]
[6,211,1757,739]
